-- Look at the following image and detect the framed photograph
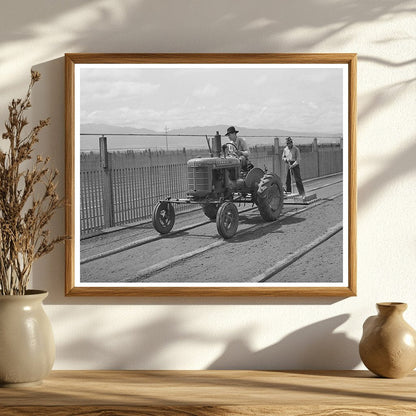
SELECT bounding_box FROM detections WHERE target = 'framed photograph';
[65,53,356,296]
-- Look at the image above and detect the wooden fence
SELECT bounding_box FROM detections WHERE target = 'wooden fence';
[80,138,342,237]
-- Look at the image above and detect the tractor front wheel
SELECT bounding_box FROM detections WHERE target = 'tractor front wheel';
[256,173,284,221]
[216,202,239,239]
[152,201,175,234]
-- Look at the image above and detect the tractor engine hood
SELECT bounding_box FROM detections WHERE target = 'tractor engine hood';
[187,157,240,169]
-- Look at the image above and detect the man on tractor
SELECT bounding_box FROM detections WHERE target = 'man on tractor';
[152,129,285,239]
[224,126,251,170]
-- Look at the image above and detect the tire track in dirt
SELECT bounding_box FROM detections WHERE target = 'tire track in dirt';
[270,230,344,283]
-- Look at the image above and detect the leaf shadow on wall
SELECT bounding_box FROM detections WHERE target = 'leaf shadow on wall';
[356,55,416,210]
[208,314,360,370]
[53,309,359,370]
[1,0,414,97]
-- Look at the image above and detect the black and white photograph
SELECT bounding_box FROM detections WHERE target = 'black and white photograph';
[65,54,356,296]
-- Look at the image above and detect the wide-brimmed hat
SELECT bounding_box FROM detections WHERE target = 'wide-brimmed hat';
[225,126,239,136]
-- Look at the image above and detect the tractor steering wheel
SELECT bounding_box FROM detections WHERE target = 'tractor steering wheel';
[223,142,239,158]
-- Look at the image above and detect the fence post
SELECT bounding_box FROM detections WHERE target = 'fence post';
[99,135,115,228]
[312,137,319,177]
[273,137,280,174]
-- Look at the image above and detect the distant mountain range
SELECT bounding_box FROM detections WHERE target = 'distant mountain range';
[80,123,342,152]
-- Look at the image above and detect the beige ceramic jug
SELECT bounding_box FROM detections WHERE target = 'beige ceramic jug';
[359,302,416,378]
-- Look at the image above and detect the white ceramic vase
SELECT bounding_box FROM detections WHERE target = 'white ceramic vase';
[0,290,55,387]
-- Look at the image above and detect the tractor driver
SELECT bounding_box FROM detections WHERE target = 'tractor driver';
[224,126,250,169]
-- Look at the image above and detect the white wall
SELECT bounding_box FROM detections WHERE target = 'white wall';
[1,0,415,370]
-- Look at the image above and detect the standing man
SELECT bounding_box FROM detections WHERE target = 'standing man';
[282,137,306,199]
[224,126,250,169]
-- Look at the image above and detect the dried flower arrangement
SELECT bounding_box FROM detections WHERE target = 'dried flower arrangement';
[0,71,65,295]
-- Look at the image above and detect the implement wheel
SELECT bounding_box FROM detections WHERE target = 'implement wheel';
[256,173,284,221]
[152,201,175,234]
[201,203,220,220]
[216,202,239,239]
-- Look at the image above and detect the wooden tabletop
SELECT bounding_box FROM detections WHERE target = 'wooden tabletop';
[1,370,415,415]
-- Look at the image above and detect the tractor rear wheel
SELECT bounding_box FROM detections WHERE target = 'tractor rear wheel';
[201,203,219,220]
[256,173,284,221]
[216,202,239,239]
[152,201,175,234]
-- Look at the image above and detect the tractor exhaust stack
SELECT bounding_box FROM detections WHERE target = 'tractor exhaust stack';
[211,131,222,157]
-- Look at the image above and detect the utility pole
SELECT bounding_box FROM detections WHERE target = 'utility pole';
[165,126,168,150]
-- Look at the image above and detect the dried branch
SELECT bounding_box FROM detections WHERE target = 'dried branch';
[0,71,66,295]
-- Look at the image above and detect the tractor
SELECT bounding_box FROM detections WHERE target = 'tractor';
[152,131,284,239]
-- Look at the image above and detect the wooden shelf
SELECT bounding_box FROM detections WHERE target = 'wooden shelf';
[1,370,415,415]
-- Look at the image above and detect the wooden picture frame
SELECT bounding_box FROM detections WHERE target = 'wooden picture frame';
[65,53,356,296]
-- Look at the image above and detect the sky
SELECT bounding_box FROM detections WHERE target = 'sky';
[79,64,345,134]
